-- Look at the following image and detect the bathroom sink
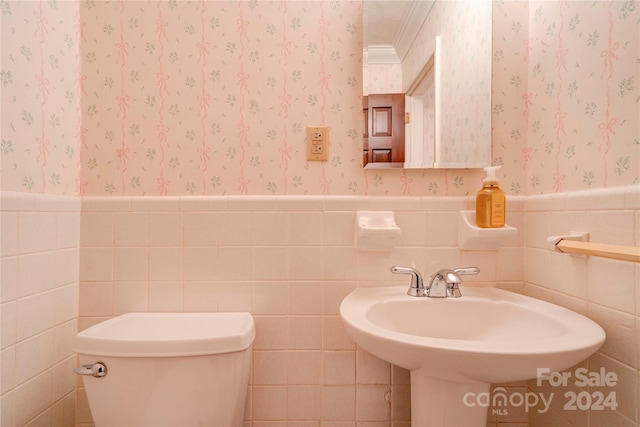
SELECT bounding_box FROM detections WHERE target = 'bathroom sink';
[342,286,604,384]
[340,286,605,426]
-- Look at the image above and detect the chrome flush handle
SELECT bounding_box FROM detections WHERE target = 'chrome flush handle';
[74,362,108,378]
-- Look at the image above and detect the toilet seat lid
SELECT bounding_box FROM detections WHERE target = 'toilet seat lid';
[74,312,255,357]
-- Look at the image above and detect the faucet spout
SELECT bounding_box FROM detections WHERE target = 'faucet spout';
[429,267,480,298]
[427,270,451,298]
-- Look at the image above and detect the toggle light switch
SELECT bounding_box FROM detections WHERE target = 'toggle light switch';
[306,126,329,161]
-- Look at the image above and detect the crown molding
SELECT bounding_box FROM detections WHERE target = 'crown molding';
[363,45,401,65]
[394,0,435,62]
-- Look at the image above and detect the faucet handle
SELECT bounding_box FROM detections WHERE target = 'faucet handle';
[390,266,425,297]
[446,267,479,297]
[453,267,480,276]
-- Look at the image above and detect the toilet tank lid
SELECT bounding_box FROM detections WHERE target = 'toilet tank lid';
[74,312,256,357]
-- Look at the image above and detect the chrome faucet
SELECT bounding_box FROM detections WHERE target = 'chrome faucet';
[391,266,479,297]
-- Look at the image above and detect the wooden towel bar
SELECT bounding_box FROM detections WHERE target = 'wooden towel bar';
[556,239,640,263]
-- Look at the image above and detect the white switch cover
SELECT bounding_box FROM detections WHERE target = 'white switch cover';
[306,126,328,161]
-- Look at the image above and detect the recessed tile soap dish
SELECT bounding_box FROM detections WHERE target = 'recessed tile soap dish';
[355,211,401,252]
[458,211,517,250]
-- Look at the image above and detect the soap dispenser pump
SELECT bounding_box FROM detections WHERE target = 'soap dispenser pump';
[476,166,505,228]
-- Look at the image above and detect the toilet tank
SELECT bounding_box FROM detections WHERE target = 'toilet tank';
[75,312,255,427]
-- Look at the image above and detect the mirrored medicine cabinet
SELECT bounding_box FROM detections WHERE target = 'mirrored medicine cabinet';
[362,0,492,169]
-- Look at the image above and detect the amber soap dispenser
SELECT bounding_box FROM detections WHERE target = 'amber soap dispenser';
[476,166,505,228]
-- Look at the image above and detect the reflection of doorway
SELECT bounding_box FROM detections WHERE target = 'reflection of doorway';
[362,93,405,166]
[405,49,436,168]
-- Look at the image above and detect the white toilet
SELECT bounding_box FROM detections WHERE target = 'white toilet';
[74,312,255,427]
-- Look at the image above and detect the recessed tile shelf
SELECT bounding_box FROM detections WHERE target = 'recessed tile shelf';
[458,211,517,250]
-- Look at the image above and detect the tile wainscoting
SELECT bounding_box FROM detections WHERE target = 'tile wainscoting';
[2,185,637,426]
[1,192,80,427]
[76,194,524,427]
[522,186,639,427]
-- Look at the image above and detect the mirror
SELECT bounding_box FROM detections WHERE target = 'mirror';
[362,0,492,169]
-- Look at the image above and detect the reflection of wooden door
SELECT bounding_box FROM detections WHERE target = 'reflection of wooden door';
[363,96,369,166]
[362,93,405,166]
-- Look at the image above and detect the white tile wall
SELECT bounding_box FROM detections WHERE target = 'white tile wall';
[75,194,517,427]
[1,192,80,427]
[3,186,637,427]
[522,185,639,427]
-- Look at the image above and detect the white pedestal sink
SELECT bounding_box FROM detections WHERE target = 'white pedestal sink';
[340,286,605,427]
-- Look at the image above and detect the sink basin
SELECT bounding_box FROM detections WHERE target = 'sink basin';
[340,286,605,426]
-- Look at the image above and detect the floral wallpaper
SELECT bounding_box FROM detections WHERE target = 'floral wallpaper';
[364,62,402,95]
[493,0,638,194]
[1,0,638,196]
[1,0,81,195]
[491,0,529,193]
[78,0,368,196]
[523,0,638,194]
